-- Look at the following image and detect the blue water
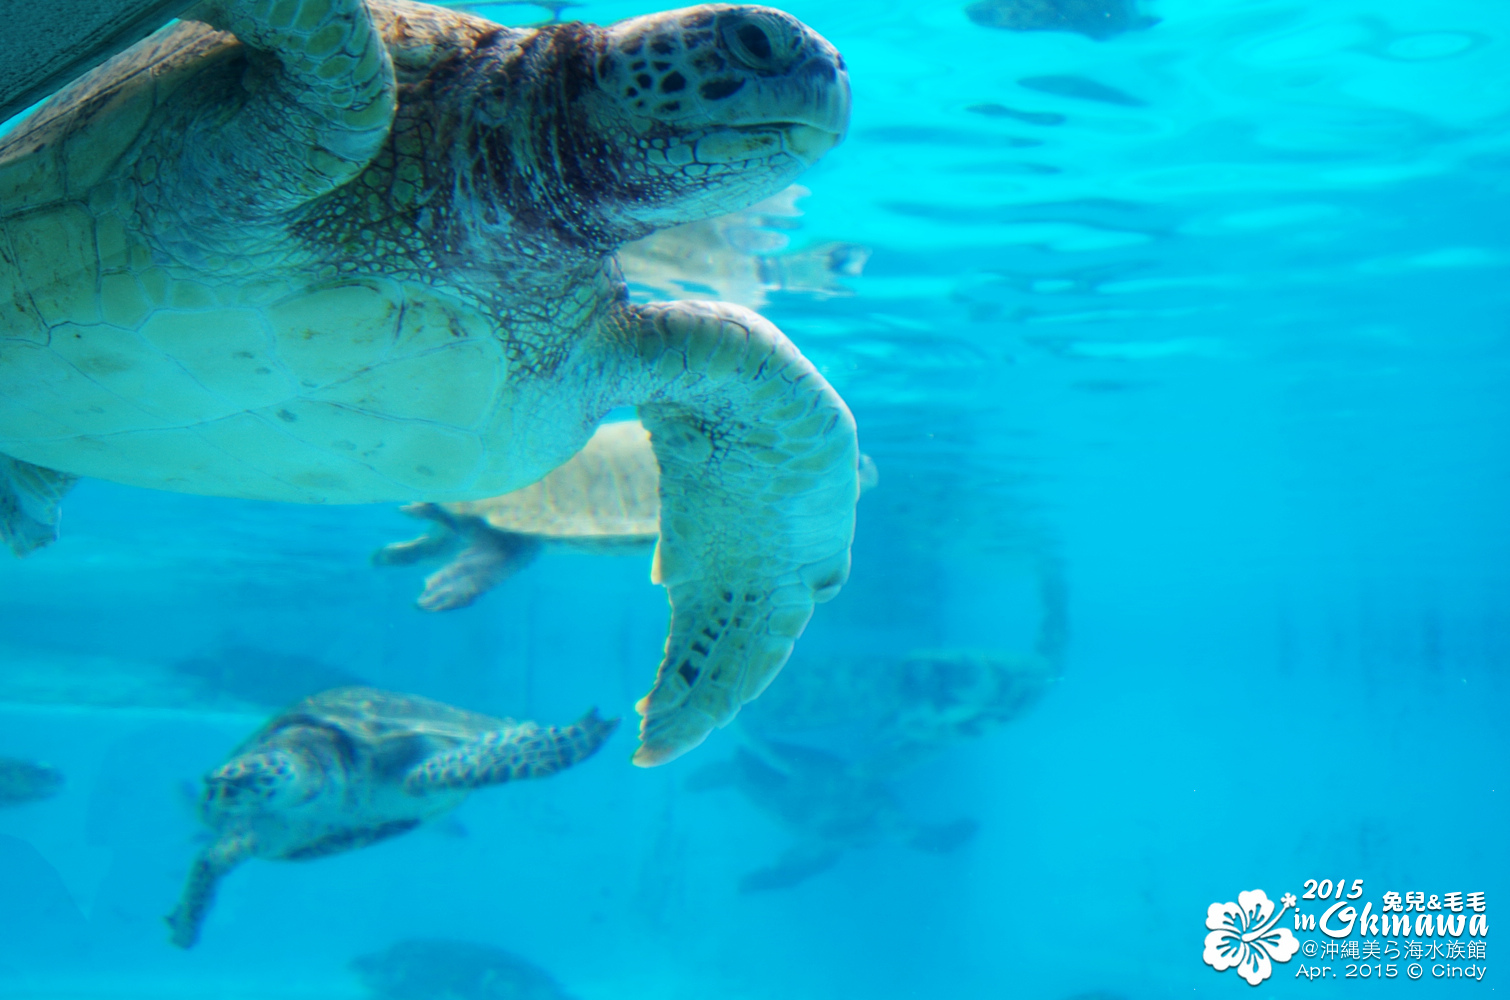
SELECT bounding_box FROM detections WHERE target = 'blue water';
[1,0,1507,996]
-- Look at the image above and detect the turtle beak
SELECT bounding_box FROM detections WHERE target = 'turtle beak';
[782,122,843,166]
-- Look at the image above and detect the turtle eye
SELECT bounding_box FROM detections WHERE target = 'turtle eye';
[734,22,772,62]
[720,12,797,72]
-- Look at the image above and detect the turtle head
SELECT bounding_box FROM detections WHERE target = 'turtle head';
[521,5,849,238]
[200,749,318,821]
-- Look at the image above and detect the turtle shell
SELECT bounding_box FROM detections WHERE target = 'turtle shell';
[245,687,507,759]
[443,419,660,541]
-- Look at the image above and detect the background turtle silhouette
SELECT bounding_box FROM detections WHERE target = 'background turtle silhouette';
[741,561,1066,767]
[352,938,575,1000]
[688,736,977,891]
[166,687,617,948]
[0,0,859,766]
[741,649,1060,772]
[172,643,369,708]
[0,758,64,808]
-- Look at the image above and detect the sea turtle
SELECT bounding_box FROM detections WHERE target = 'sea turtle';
[740,562,1066,766]
[0,1,858,766]
[0,757,64,807]
[375,418,661,610]
[740,648,1060,772]
[352,938,575,1000]
[618,184,868,309]
[376,418,877,611]
[165,686,617,948]
[688,736,976,891]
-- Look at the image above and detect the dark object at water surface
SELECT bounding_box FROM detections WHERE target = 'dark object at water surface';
[1019,74,1147,106]
[0,758,64,807]
[966,0,1158,41]
[352,938,574,1000]
[966,103,1068,126]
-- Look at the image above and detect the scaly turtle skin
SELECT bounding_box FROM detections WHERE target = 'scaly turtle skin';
[166,686,617,948]
[0,1,857,766]
[374,418,660,610]
[352,938,575,1000]
[0,757,65,807]
[688,736,976,891]
[377,419,877,611]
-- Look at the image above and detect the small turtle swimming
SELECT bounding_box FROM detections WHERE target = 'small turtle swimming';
[688,737,976,891]
[0,757,64,807]
[165,687,617,948]
[352,938,574,1000]
[0,1,857,765]
[376,418,877,611]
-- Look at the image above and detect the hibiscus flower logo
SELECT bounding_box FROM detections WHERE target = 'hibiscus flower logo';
[1203,889,1301,985]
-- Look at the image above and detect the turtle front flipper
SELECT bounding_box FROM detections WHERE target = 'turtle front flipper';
[179,0,395,213]
[0,455,77,556]
[605,301,860,767]
[415,533,543,612]
[405,709,619,793]
[371,528,460,567]
[165,830,256,949]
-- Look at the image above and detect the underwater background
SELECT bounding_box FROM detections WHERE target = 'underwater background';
[1,0,1507,996]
